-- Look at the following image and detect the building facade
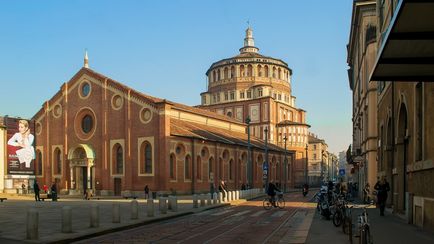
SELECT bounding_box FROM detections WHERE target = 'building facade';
[199,28,310,186]
[347,0,378,196]
[307,134,328,186]
[372,0,434,231]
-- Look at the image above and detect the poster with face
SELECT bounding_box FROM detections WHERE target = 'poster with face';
[6,117,35,175]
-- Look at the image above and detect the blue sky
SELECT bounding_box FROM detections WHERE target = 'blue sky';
[0,0,353,155]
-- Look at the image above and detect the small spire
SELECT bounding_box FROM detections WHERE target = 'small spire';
[84,49,89,68]
[239,25,259,54]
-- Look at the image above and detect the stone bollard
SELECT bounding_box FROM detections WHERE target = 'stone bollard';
[228,191,232,202]
[193,194,198,208]
[112,203,120,223]
[168,196,173,210]
[159,197,167,214]
[131,200,138,220]
[218,192,223,203]
[213,193,218,204]
[26,208,38,240]
[236,190,240,200]
[90,204,99,228]
[207,193,212,205]
[200,194,206,207]
[147,199,154,217]
[61,206,72,233]
[169,196,178,212]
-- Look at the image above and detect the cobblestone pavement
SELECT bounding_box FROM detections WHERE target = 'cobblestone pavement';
[75,193,316,244]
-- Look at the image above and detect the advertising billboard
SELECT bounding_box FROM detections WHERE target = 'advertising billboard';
[6,117,35,175]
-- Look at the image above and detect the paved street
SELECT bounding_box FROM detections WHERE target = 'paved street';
[75,193,314,244]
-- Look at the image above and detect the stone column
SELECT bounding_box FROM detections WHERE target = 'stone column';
[26,208,38,240]
[61,206,72,233]
[193,194,198,208]
[147,199,154,217]
[87,164,91,190]
[70,166,74,190]
[90,204,99,227]
[131,200,138,220]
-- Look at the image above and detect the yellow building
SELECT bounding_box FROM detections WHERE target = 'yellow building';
[369,0,434,231]
[347,0,378,195]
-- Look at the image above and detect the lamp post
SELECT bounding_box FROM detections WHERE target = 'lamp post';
[264,126,269,193]
[245,116,252,189]
[283,136,288,193]
[305,144,308,185]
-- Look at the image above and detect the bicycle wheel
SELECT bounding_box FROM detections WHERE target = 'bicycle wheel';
[332,210,343,227]
[277,198,285,209]
[263,198,272,210]
[361,226,372,244]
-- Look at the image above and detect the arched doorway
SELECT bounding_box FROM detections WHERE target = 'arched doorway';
[67,144,96,195]
[397,103,408,213]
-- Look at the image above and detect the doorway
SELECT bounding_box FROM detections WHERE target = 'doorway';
[114,178,121,196]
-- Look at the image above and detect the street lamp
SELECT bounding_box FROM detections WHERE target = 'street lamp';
[305,144,308,185]
[264,126,269,193]
[283,135,288,193]
[245,116,252,189]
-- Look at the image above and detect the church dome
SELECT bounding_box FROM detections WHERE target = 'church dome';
[202,27,293,106]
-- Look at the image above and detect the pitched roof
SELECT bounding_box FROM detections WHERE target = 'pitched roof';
[171,119,287,153]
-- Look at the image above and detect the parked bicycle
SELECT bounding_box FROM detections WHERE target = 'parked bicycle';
[357,207,373,244]
[263,191,285,210]
[342,205,353,244]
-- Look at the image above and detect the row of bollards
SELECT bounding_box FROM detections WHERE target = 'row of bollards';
[26,189,262,240]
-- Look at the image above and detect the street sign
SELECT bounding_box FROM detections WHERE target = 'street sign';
[352,156,364,163]
[339,169,345,176]
[263,162,268,171]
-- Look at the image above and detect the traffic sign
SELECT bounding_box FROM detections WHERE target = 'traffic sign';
[263,162,268,171]
[339,169,345,176]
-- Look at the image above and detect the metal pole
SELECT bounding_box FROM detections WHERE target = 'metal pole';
[284,137,287,193]
[264,127,269,193]
[305,144,308,185]
[246,117,252,189]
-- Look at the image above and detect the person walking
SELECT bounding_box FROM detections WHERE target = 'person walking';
[374,176,390,216]
[33,180,40,201]
[144,185,149,199]
[363,182,371,203]
[50,182,57,201]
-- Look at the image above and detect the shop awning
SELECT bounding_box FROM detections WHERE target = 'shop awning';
[370,0,434,81]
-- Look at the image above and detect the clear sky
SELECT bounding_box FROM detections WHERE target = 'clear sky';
[0,0,353,155]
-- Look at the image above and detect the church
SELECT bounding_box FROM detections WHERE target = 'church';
[27,28,309,196]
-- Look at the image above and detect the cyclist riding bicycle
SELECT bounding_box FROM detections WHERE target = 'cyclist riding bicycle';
[267,180,281,207]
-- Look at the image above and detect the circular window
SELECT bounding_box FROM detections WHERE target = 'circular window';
[74,108,97,141]
[79,81,91,98]
[201,149,206,157]
[139,108,152,124]
[176,146,181,154]
[35,122,42,135]
[111,94,123,110]
[82,115,93,134]
[52,104,62,118]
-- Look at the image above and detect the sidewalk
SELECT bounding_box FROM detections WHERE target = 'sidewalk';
[306,204,434,244]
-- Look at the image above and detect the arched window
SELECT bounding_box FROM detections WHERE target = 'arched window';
[240,65,245,77]
[197,156,202,180]
[113,143,123,174]
[247,65,253,76]
[224,67,228,79]
[185,155,191,180]
[141,142,152,174]
[208,157,214,180]
[258,65,262,77]
[213,70,216,82]
[217,69,220,81]
[278,68,282,79]
[229,159,234,180]
[273,67,277,78]
[264,65,269,77]
[230,66,235,78]
[54,148,62,175]
[219,158,224,180]
[170,154,176,179]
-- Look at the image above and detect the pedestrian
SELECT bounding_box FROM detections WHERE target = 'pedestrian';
[33,180,40,201]
[50,182,57,201]
[210,182,215,198]
[363,182,370,204]
[374,176,390,216]
[241,183,246,190]
[21,183,26,194]
[43,184,48,193]
[144,185,149,199]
